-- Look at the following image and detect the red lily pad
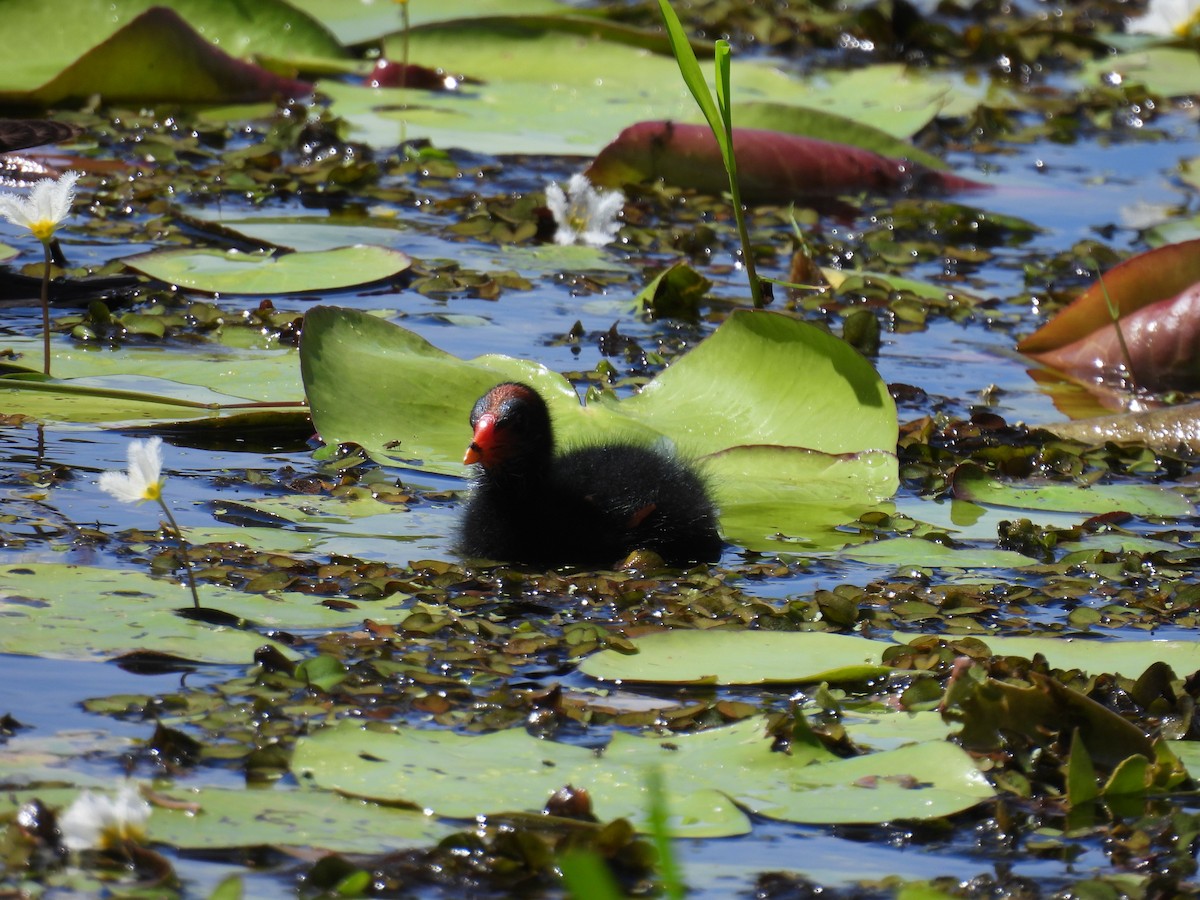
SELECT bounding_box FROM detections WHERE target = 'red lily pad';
[364,59,481,91]
[1018,239,1200,392]
[585,121,987,204]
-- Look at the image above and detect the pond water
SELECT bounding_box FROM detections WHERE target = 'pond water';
[4,3,1200,898]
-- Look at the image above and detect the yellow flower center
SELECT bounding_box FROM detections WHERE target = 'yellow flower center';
[1177,8,1200,36]
[145,481,163,502]
[29,220,57,243]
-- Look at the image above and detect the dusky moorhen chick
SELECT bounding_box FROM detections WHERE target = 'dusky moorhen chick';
[458,382,722,567]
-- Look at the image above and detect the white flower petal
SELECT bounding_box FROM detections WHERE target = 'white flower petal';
[545,174,624,247]
[59,782,151,851]
[98,437,164,504]
[1129,0,1200,34]
[59,790,105,851]
[0,171,81,240]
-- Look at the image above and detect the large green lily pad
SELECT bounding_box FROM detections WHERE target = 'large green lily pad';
[299,306,898,551]
[322,25,974,155]
[0,2,328,105]
[292,716,993,835]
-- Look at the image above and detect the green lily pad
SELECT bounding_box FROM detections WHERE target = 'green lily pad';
[292,716,992,834]
[0,786,447,854]
[581,629,1200,689]
[981,635,1200,680]
[843,536,1042,569]
[210,492,452,562]
[0,336,304,426]
[122,245,411,295]
[300,306,898,551]
[702,447,898,551]
[0,335,302,401]
[1081,47,1200,98]
[321,27,973,154]
[286,0,576,45]
[953,462,1193,518]
[178,210,406,253]
[0,562,399,663]
[823,267,983,305]
[579,630,894,685]
[0,3,324,106]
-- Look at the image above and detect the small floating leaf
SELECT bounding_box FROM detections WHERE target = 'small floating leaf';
[952,462,1193,518]
[123,245,411,295]
[579,630,894,685]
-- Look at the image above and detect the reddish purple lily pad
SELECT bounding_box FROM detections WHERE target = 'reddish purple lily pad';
[1018,239,1200,392]
[364,59,481,91]
[585,120,986,204]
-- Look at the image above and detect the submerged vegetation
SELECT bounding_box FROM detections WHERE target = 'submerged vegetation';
[1,0,1200,897]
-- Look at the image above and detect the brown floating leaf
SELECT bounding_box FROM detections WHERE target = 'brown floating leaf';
[1018,239,1200,392]
[950,672,1154,769]
[585,120,986,204]
[1044,400,1200,452]
[0,120,80,154]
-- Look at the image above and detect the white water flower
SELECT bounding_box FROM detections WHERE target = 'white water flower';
[99,437,165,504]
[59,782,151,851]
[0,170,80,244]
[545,174,624,247]
[1128,0,1200,36]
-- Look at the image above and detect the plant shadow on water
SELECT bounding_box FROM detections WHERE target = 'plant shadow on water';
[2,1,1200,897]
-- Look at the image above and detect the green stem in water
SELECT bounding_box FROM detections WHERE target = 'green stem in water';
[155,495,201,611]
[1094,261,1137,390]
[39,240,52,377]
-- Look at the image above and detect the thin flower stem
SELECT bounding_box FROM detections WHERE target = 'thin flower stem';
[39,240,52,376]
[154,496,201,611]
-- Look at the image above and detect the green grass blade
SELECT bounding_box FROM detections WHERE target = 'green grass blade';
[647,769,685,899]
[655,0,726,156]
[560,851,625,900]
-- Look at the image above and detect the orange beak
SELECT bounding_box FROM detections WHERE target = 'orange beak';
[463,414,496,466]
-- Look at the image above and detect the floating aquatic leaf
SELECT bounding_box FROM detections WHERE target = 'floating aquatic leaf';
[582,630,1200,686]
[0,562,394,663]
[1080,47,1200,99]
[321,26,970,154]
[292,716,993,834]
[586,122,987,204]
[952,462,1193,518]
[0,6,320,106]
[0,786,447,854]
[1044,401,1200,453]
[843,536,1039,569]
[1018,239,1200,392]
[579,630,894,685]
[299,306,898,551]
[123,245,411,295]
